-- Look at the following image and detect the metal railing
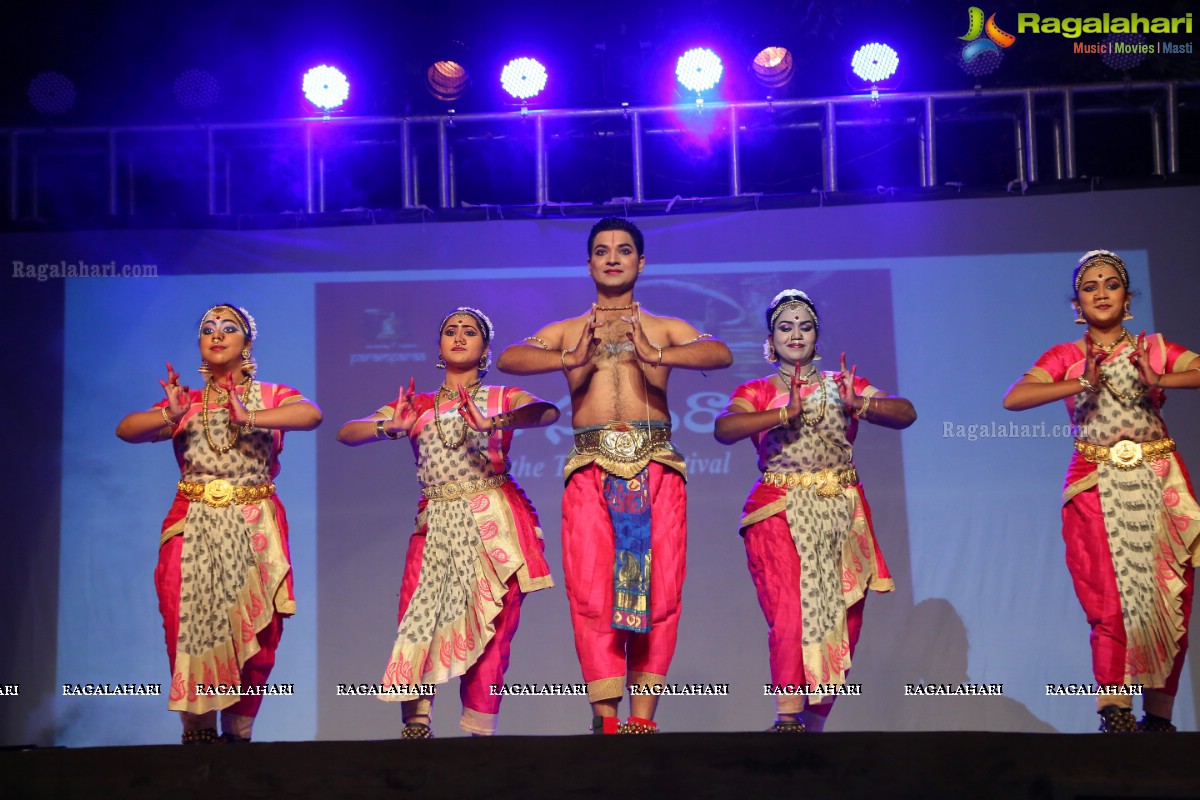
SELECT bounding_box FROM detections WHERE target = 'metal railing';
[3,80,1195,221]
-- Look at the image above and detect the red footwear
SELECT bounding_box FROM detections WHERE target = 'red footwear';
[591,716,621,735]
[621,716,658,734]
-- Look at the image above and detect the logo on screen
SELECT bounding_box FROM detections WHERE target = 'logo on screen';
[959,7,1016,75]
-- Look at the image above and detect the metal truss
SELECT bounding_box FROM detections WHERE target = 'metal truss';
[4,80,1196,221]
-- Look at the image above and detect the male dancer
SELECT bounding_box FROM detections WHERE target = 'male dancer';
[497,218,732,732]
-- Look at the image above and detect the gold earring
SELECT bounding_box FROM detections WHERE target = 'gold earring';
[764,339,778,363]
[241,348,256,376]
[198,361,211,377]
[812,349,822,361]
[435,359,447,369]
[1073,306,1085,325]
[1122,302,1134,321]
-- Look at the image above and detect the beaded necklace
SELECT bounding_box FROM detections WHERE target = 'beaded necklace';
[1092,327,1134,356]
[434,380,482,449]
[776,365,826,427]
[201,378,252,454]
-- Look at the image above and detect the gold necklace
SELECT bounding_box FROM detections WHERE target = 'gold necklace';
[777,365,818,384]
[434,381,481,449]
[1099,372,1147,404]
[201,381,249,454]
[777,366,826,427]
[1092,328,1133,356]
[596,302,635,311]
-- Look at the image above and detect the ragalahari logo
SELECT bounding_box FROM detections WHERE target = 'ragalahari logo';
[960,6,1017,63]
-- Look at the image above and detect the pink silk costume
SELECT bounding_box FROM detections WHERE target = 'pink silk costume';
[153,381,303,719]
[561,454,687,703]
[377,386,552,735]
[729,373,894,715]
[1026,334,1200,699]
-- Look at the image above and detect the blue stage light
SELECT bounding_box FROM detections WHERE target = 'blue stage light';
[676,47,723,94]
[174,69,220,111]
[500,58,548,101]
[850,43,900,84]
[302,65,350,111]
[28,71,77,115]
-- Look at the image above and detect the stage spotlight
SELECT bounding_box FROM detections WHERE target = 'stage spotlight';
[427,60,468,102]
[302,65,350,111]
[500,57,548,101]
[676,47,724,94]
[850,43,899,85]
[752,46,794,89]
[28,71,76,115]
[1102,33,1148,72]
[174,69,220,111]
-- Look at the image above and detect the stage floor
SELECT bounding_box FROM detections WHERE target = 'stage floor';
[5,732,1200,800]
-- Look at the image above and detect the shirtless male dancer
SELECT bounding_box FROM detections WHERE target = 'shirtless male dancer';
[497,217,732,733]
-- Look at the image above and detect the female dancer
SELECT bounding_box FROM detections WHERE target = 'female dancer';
[116,304,323,743]
[338,307,558,737]
[714,290,915,732]
[1004,250,1200,732]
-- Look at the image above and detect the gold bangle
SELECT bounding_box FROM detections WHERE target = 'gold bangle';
[161,406,178,428]
[778,406,790,428]
[656,346,663,367]
[853,394,872,420]
[561,349,571,372]
[241,408,257,433]
[524,336,551,350]
[1077,376,1098,394]
[375,419,388,439]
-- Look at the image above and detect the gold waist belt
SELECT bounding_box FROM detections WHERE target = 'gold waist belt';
[422,473,509,502]
[762,467,858,498]
[178,479,275,508]
[1075,437,1175,470]
[573,425,672,480]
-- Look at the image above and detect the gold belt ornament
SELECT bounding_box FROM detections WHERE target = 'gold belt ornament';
[422,473,510,502]
[762,467,858,498]
[1075,437,1175,470]
[574,425,672,480]
[178,479,276,508]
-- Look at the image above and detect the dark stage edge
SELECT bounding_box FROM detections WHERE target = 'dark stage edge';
[6,732,1200,800]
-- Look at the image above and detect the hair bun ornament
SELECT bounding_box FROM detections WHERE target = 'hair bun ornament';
[768,289,812,308]
[1077,249,1120,267]
[237,307,259,341]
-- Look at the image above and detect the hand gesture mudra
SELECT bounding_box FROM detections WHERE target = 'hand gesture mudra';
[158,362,190,421]
[564,305,604,370]
[456,383,492,432]
[386,379,418,436]
[837,353,859,412]
[784,367,807,421]
[1127,330,1160,388]
[220,375,250,425]
[1081,333,1105,389]
[623,302,661,366]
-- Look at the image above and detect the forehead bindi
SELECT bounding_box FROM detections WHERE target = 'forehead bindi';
[203,313,240,327]
[1081,267,1120,285]
[775,308,814,328]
